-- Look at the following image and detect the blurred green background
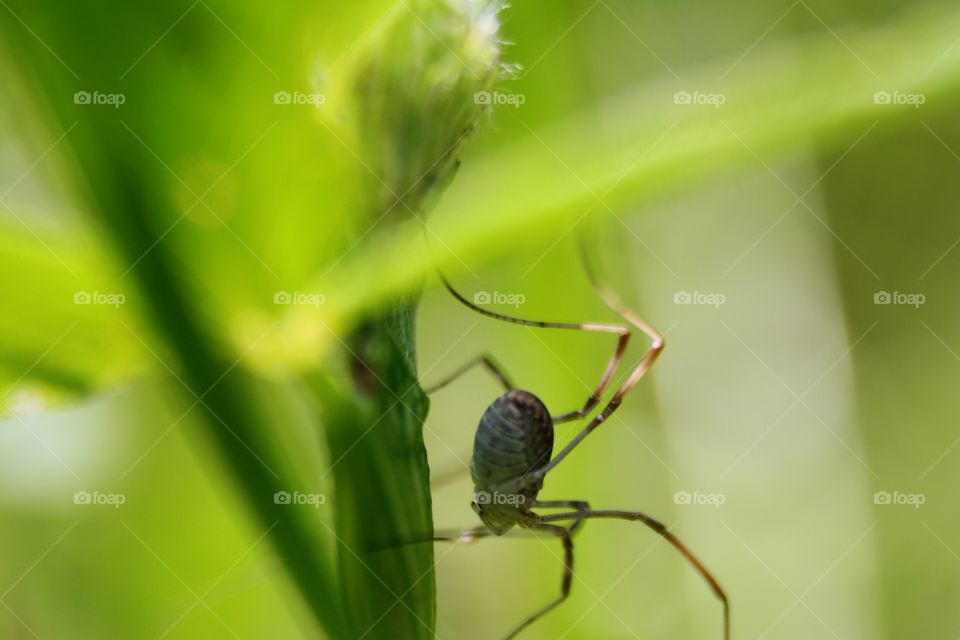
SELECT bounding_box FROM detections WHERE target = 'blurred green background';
[2,0,960,638]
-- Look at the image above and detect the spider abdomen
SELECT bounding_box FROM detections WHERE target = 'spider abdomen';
[470,390,554,529]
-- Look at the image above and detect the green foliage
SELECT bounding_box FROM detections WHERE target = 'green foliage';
[3,1,960,639]
[304,2,960,347]
[329,0,505,213]
[1,0,506,638]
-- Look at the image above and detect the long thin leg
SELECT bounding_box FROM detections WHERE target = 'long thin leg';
[532,499,591,536]
[431,525,497,544]
[495,247,664,492]
[375,525,548,549]
[578,233,664,353]
[503,523,574,640]
[432,527,558,543]
[525,335,662,482]
[539,509,730,640]
[423,353,514,394]
[440,274,630,423]
[424,353,514,489]
[369,525,517,551]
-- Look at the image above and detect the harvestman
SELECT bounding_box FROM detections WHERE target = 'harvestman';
[423,245,730,639]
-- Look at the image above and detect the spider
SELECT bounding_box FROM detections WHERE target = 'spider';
[423,243,730,639]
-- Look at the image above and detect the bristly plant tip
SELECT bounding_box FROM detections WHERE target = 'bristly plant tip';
[308,2,515,639]
[325,0,510,217]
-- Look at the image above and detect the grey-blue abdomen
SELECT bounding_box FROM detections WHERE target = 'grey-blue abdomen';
[470,390,554,497]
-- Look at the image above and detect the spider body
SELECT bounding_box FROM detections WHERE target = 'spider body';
[424,246,729,640]
[470,390,553,534]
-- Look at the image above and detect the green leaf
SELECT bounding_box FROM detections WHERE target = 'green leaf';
[266,2,960,366]
[0,1,508,638]
[0,221,140,410]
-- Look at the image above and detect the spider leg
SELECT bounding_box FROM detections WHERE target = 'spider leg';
[439,274,631,423]
[422,353,514,394]
[502,522,574,640]
[540,507,730,640]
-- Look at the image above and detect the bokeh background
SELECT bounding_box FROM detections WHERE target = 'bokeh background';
[2,1,960,639]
